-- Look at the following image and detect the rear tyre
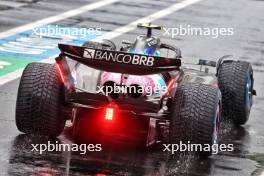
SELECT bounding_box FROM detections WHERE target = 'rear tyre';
[16,63,66,137]
[217,61,254,125]
[169,83,221,157]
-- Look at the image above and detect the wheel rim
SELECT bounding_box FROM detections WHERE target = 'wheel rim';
[245,74,253,111]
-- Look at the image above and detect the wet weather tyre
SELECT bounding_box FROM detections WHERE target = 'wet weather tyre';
[217,61,254,126]
[169,83,221,157]
[15,63,66,137]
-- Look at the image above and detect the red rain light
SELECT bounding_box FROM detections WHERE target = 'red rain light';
[105,107,114,120]
[56,63,65,82]
[163,78,176,96]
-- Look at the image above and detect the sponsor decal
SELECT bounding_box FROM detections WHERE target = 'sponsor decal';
[0,25,102,77]
[83,49,155,66]
[83,48,96,59]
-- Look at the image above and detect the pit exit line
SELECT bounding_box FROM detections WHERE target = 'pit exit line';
[0,0,204,86]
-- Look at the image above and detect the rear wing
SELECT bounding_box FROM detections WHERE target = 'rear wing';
[57,43,181,75]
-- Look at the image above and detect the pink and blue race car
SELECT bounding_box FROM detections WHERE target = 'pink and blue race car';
[15,23,256,157]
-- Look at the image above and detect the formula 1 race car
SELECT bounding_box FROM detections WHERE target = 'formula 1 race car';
[15,23,256,157]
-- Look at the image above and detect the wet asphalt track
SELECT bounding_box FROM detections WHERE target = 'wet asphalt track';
[0,0,264,175]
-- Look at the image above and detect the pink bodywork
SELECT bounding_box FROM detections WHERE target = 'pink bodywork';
[100,72,166,96]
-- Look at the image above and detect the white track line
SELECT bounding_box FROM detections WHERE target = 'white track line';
[96,0,203,40]
[0,0,120,86]
[0,0,204,86]
[0,0,120,39]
